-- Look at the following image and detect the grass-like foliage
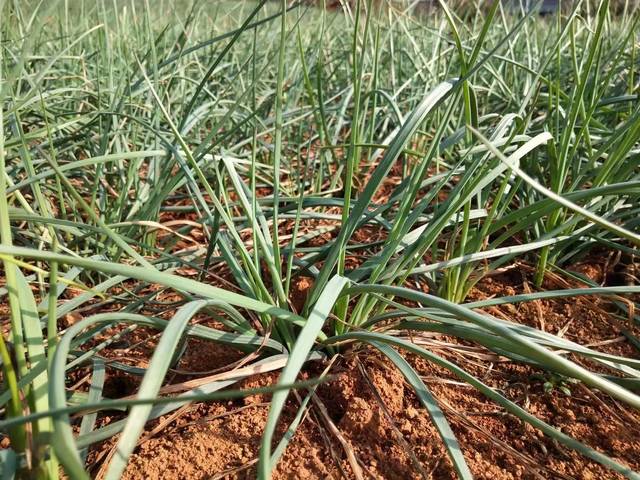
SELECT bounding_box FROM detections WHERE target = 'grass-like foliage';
[0,0,639,478]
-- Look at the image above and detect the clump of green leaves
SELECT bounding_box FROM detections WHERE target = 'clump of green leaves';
[533,373,581,396]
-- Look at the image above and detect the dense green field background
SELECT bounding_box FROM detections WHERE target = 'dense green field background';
[0,0,639,478]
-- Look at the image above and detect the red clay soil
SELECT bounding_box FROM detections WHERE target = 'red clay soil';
[79,263,640,480]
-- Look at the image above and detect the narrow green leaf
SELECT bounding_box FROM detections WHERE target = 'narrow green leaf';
[258,275,349,479]
[372,341,472,479]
